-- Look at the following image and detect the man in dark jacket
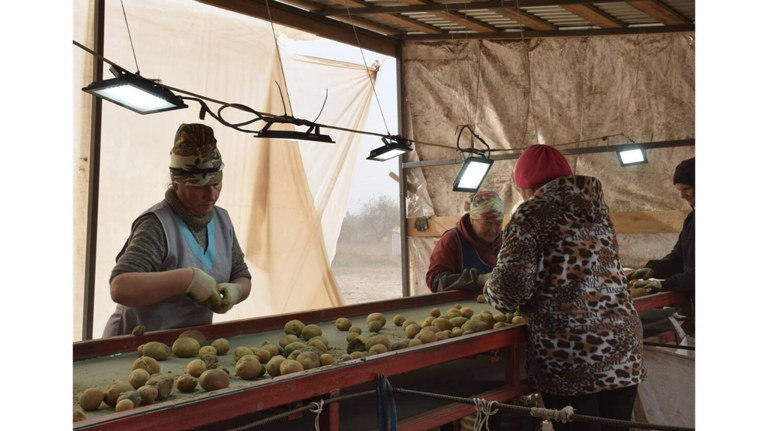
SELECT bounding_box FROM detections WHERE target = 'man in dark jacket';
[629,158,695,296]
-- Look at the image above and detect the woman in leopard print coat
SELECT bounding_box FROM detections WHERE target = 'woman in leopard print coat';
[485,145,644,431]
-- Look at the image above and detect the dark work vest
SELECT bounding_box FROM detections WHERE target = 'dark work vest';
[450,227,496,274]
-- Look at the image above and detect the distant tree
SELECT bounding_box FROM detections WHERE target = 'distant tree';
[339,195,399,243]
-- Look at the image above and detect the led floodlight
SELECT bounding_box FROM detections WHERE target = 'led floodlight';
[453,157,494,193]
[82,66,187,115]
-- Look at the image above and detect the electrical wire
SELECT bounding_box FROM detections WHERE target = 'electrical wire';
[264,0,294,116]
[119,0,141,74]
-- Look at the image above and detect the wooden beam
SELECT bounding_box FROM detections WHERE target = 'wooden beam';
[495,7,557,31]
[197,0,398,56]
[400,24,694,41]
[320,1,631,16]
[406,210,691,237]
[626,0,691,25]
[275,0,403,36]
[332,0,443,34]
[398,0,499,33]
[559,4,625,28]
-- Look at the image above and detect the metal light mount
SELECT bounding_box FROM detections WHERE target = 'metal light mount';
[254,116,335,144]
[367,135,413,161]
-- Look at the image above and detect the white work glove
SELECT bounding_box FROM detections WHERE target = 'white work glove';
[213,283,242,314]
[185,268,221,310]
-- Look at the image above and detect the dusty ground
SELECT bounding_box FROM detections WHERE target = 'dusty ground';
[333,264,403,305]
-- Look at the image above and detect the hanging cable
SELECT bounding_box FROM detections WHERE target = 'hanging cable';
[119,0,141,74]
[263,0,294,116]
[309,400,324,431]
[472,398,499,431]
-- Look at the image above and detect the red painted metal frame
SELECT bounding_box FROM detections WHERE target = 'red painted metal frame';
[73,291,691,430]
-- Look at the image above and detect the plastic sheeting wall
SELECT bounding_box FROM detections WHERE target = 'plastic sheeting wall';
[401,34,695,296]
[72,0,375,339]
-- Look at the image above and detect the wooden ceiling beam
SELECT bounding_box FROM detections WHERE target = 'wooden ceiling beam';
[278,0,402,35]
[397,0,499,33]
[626,0,691,25]
[319,0,631,16]
[400,24,695,41]
[495,7,557,31]
[559,4,625,28]
[329,0,443,34]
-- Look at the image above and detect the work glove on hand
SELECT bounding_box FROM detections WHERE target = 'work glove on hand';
[212,283,242,314]
[478,272,492,286]
[628,267,655,281]
[442,268,481,293]
[186,268,222,310]
[635,279,663,293]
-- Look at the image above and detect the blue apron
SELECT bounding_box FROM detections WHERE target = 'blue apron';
[450,227,497,274]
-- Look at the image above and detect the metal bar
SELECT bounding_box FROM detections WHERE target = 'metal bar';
[400,24,694,42]
[397,44,411,298]
[402,138,695,169]
[82,0,105,342]
[319,0,630,16]
[643,342,695,351]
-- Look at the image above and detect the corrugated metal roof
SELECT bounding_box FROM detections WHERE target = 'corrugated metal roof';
[663,0,696,21]
[593,3,657,25]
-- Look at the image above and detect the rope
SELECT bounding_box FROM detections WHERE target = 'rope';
[119,0,140,74]
[309,400,323,431]
[472,398,499,431]
[530,406,574,424]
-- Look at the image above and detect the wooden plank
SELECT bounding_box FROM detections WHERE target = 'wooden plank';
[559,4,625,28]
[333,0,444,34]
[197,0,398,56]
[626,0,691,25]
[495,7,558,31]
[400,23,694,41]
[406,210,690,237]
[320,1,632,16]
[398,0,499,33]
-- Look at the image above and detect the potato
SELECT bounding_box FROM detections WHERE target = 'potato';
[78,388,104,411]
[199,369,230,391]
[73,410,86,422]
[429,308,441,318]
[118,390,142,408]
[132,325,146,336]
[212,338,230,355]
[461,320,490,333]
[369,344,388,354]
[309,336,329,346]
[366,313,386,328]
[297,352,321,369]
[137,385,158,404]
[142,341,171,361]
[435,332,449,341]
[266,356,286,376]
[115,399,134,412]
[137,344,145,356]
[172,337,201,358]
[443,329,455,338]
[307,340,328,353]
[422,326,440,333]
[446,308,462,319]
[187,359,207,377]
[279,334,299,348]
[415,331,437,344]
[346,332,360,343]
[450,317,468,328]
[349,326,362,334]
[217,366,231,375]
[350,352,366,359]
[236,355,263,380]
[365,335,391,351]
[179,330,206,347]
[320,354,334,366]
[494,313,506,323]
[338,354,353,362]
[199,345,218,357]
[432,318,453,331]
[250,347,272,363]
[506,313,515,323]
[283,342,308,357]
[474,313,495,327]
[146,375,174,401]
[494,322,506,329]
[103,381,133,407]
[630,287,649,299]
[368,321,382,333]
[279,359,304,375]
[420,317,435,328]
[284,320,305,336]
[460,307,474,318]
[511,316,526,325]
[261,343,280,358]
[202,353,219,370]
[346,337,368,354]
[408,339,423,347]
[335,318,352,331]
[391,341,408,351]
[234,346,254,362]
[301,324,322,341]
[393,315,406,326]
[401,321,417,331]
[452,327,464,337]
[128,369,150,389]
[174,374,198,393]
[134,346,157,366]
[405,324,420,338]
[464,330,475,335]
[477,294,487,303]
[288,346,323,361]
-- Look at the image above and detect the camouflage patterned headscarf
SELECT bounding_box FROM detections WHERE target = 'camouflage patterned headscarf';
[170,123,224,187]
[465,190,504,220]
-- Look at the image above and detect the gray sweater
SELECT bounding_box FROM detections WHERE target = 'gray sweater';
[110,189,251,281]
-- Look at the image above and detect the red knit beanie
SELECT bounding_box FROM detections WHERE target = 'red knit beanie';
[514,145,573,189]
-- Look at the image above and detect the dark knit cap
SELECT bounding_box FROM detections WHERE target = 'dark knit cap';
[673,157,695,187]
